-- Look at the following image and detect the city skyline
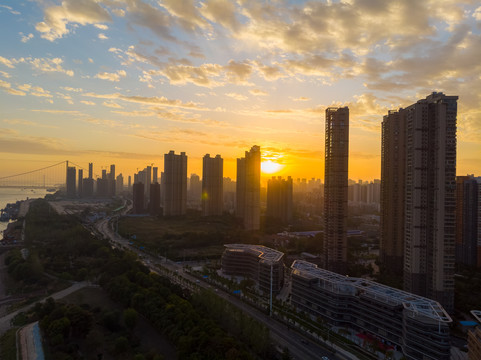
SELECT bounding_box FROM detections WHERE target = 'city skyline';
[1,1,481,180]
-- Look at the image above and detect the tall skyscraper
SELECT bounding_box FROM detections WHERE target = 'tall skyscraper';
[267,176,293,224]
[133,182,145,214]
[202,154,223,216]
[455,175,478,267]
[188,174,202,207]
[380,110,406,275]
[382,92,457,312]
[116,173,124,194]
[66,165,76,198]
[153,167,158,184]
[476,177,481,267]
[163,151,187,216]
[88,162,93,179]
[324,107,349,274]
[236,146,261,230]
[150,182,161,215]
[77,169,83,197]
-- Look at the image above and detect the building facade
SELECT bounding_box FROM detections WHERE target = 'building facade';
[324,107,349,274]
[291,260,452,360]
[202,154,223,216]
[236,146,261,230]
[380,109,406,275]
[221,244,284,294]
[66,165,76,197]
[132,182,144,214]
[403,92,457,313]
[456,176,478,266]
[266,176,293,224]
[163,151,187,216]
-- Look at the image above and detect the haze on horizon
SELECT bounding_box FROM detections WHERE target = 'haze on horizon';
[1,0,480,181]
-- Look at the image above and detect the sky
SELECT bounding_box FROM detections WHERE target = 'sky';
[1,0,481,183]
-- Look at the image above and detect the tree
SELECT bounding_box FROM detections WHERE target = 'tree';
[123,308,138,330]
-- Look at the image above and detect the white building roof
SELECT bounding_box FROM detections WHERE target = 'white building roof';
[291,260,452,324]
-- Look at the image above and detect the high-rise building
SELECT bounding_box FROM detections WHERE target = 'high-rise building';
[150,182,161,215]
[163,151,187,216]
[236,146,261,230]
[96,178,108,197]
[382,93,458,313]
[82,178,94,197]
[380,110,406,275]
[455,176,478,267]
[153,167,158,184]
[324,107,349,274]
[66,165,76,197]
[202,154,223,216]
[109,164,115,180]
[188,174,202,208]
[145,165,152,200]
[223,177,236,213]
[116,174,124,194]
[77,169,83,197]
[266,176,293,224]
[88,162,93,179]
[133,182,145,214]
[476,177,481,267]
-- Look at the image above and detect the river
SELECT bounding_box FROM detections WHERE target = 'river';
[0,188,48,236]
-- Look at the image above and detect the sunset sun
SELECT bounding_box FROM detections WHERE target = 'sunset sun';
[261,160,284,174]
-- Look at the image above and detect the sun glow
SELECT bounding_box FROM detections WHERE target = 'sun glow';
[261,160,284,174]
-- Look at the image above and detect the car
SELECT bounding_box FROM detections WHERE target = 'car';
[321,356,330,360]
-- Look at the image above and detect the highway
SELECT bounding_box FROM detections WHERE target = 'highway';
[94,214,340,360]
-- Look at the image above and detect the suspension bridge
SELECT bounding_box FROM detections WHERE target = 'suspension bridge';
[0,161,87,189]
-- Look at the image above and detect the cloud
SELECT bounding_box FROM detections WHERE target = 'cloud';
[160,0,208,32]
[35,0,111,41]
[94,23,108,30]
[292,96,311,102]
[3,119,58,129]
[0,56,15,69]
[250,89,268,96]
[20,33,34,43]
[474,6,481,21]
[61,86,83,92]
[200,0,240,31]
[0,80,26,96]
[98,33,108,40]
[124,0,175,41]
[80,100,96,105]
[224,60,253,84]
[226,92,247,101]
[30,57,74,76]
[30,86,53,98]
[31,109,84,115]
[95,70,126,82]
[102,101,123,109]
[0,4,20,15]
[82,91,206,110]
[0,70,11,78]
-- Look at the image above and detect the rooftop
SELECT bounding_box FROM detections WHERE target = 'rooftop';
[224,244,284,264]
[291,260,452,324]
